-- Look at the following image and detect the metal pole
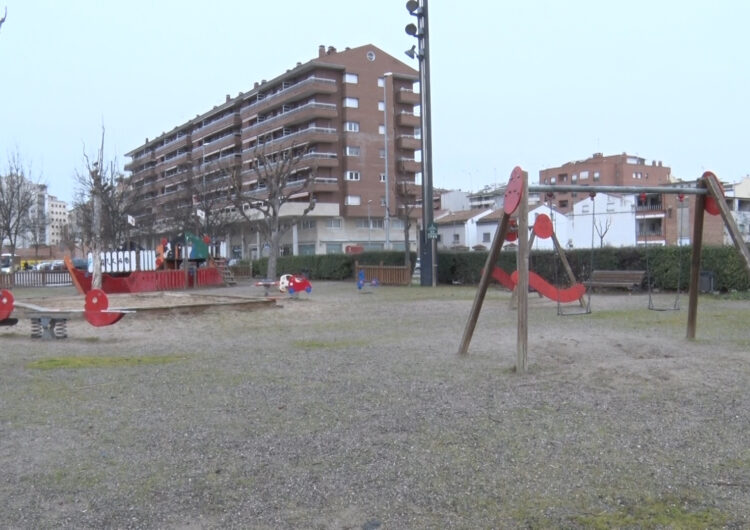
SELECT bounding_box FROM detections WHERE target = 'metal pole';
[419,0,434,286]
[383,72,392,251]
[530,184,709,195]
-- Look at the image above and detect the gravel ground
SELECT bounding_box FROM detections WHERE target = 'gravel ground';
[1,281,749,529]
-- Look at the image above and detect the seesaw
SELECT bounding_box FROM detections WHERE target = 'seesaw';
[0,289,131,339]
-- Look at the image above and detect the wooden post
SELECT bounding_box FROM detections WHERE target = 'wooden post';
[703,172,750,279]
[458,213,511,354]
[516,171,529,373]
[686,179,706,339]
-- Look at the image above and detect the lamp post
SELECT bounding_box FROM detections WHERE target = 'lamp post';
[383,72,392,251]
[406,0,435,286]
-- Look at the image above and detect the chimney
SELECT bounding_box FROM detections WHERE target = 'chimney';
[327,46,336,55]
[226,94,230,102]
[318,44,326,57]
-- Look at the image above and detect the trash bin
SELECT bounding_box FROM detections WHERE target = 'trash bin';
[699,271,715,293]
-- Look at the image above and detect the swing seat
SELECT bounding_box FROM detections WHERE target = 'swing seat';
[511,271,586,303]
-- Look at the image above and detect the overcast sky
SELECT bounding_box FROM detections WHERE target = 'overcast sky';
[2,0,749,203]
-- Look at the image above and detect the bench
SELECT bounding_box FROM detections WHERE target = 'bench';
[584,270,646,292]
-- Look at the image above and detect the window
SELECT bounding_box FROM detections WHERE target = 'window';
[378,101,385,111]
[391,218,404,229]
[379,173,386,182]
[593,171,600,181]
[371,218,384,229]
[345,171,361,181]
[344,121,360,132]
[483,232,491,243]
[344,72,359,84]
[298,244,316,255]
[356,218,369,228]
[377,77,385,87]
[326,218,342,229]
[571,174,577,182]
[326,243,343,254]
[345,146,361,156]
[345,195,361,206]
[453,233,460,244]
[301,219,316,229]
[379,148,386,159]
[559,200,568,208]
[343,97,359,108]
[580,170,589,180]
[378,124,385,135]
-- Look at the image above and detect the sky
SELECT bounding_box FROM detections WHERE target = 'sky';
[2,0,749,204]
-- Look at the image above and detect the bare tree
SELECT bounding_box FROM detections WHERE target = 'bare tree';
[75,127,122,288]
[0,151,38,264]
[0,7,7,33]
[229,142,315,280]
[395,179,419,267]
[594,215,612,247]
[187,160,240,254]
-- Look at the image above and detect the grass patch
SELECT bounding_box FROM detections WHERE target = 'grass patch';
[27,355,187,370]
[292,339,368,350]
[574,496,727,529]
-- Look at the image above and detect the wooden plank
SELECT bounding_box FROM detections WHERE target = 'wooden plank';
[703,172,750,279]
[687,180,706,339]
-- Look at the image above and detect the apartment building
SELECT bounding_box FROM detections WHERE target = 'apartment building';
[539,153,724,246]
[124,44,422,258]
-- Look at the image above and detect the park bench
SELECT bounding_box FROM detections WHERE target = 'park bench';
[584,270,646,292]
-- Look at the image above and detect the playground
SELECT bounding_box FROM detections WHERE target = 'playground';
[1,281,749,528]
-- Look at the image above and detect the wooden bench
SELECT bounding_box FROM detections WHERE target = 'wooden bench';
[585,270,646,292]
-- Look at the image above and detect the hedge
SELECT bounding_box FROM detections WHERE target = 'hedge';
[251,246,750,291]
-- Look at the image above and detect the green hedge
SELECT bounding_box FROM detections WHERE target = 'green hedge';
[251,246,750,291]
[252,251,416,281]
[437,245,750,291]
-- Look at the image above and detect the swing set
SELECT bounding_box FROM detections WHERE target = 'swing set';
[459,167,750,373]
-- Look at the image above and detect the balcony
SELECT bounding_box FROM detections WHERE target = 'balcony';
[398,158,421,174]
[397,112,421,128]
[396,89,420,105]
[241,127,338,162]
[158,151,191,170]
[155,134,190,157]
[241,103,338,137]
[240,76,338,119]
[397,135,421,151]
[126,151,155,172]
[192,112,240,142]
[201,134,240,157]
[300,152,339,169]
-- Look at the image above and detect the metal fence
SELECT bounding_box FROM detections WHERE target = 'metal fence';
[0,271,73,289]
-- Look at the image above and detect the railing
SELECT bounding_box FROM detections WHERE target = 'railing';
[242,103,337,136]
[241,76,336,113]
[0,271,72,288]
[243,127,337,152]
[355,261,411,286]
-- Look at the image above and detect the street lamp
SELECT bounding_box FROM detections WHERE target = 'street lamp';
[405,0,435,286]
[383,72,393,251]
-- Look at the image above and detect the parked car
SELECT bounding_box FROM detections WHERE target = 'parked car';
[50,260,66,271]
[71,258,88,271]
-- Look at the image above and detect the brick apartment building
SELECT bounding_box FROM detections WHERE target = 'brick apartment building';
[539,153,725,246]
[124,44,421,259]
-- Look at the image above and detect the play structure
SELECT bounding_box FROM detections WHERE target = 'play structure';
[65,232,224,295]
[0,288,130,339]
[459,167,750,373]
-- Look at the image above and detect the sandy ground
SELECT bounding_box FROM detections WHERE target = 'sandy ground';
[1,281,749,528]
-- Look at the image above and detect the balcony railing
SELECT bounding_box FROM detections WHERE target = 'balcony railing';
[241,76,337,115]
[242,103,337,136]
[242,127,337,157]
